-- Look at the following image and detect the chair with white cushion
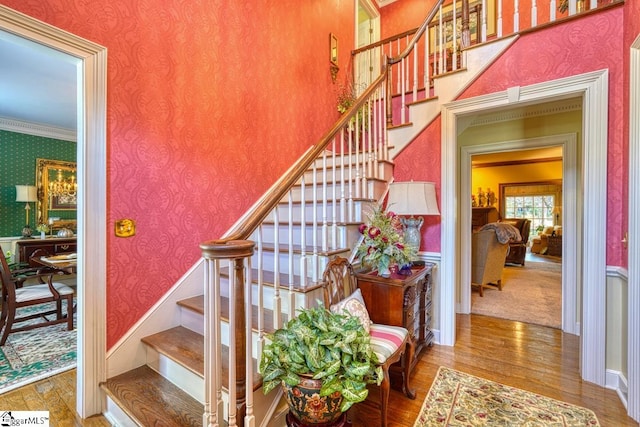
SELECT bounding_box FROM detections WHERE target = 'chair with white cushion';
[322,257,415,427]
[0,247,74,346]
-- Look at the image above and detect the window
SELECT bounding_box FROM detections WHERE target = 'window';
[504,195,555,238]
[499,181,562,239]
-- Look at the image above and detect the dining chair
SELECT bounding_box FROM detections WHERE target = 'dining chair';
[321,256,414,427]
[0,246,74,346]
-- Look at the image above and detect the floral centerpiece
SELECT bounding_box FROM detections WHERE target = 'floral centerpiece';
[355,205,417,276]
[36,223,50,233]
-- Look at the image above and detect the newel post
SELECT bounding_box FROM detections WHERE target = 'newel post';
[200,239,255,427]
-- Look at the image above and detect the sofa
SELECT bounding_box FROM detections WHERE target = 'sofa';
[531,225,563,255]
[500,218,531,266]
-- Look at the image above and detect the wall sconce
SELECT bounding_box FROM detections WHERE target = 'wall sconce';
[386,181,440,252]
[330,33,339,83]
[16,185,37,239]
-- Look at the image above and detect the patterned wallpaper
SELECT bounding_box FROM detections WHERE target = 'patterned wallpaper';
[0,130,76,237]
[2,0,355,347]
[393,6,628,267]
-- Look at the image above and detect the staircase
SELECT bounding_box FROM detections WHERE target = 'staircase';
[99,0,606,424]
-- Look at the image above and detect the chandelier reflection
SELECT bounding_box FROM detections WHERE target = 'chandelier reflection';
[49,169,78,204]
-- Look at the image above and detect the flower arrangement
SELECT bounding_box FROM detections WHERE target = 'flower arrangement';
[336,81,369,133]
[36,223,50,233]
[355,205,417,276]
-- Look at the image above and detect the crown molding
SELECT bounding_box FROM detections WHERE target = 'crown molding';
[468,98,582,128]
[0,116,76,142]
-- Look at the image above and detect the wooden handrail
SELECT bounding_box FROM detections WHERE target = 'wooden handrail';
[200,69,389,252]
[387,0,445,66]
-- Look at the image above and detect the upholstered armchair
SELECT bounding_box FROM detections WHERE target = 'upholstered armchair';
[471,229,509,296]
[501,218,531,266]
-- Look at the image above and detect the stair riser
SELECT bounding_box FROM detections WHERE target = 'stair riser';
[290,179,387,203]
[308,153,392,175]
[252,250,348,280]
[257,223,361,249]
[277,196,379,223]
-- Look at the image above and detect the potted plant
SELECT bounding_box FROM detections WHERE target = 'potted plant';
[355,205,417,277]
[260,305,382,425]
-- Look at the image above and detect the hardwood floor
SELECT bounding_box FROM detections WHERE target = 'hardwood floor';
[348,314,636,426]
[0,315,635,426]
[0,369,109,426]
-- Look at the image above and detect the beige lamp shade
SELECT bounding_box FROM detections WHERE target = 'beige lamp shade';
[386,181,440,216]
[16,185,37,203]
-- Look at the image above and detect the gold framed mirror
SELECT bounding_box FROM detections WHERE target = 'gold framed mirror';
[35,158,78,225]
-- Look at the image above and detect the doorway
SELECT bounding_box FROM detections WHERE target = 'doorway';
[468,148,567,329]
[0,5,107,418]
[440,70,609,387]
[355,0,380,91]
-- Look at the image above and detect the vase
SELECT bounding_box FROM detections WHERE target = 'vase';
[40,232,46,239]
[389,264,399,275]
[378,266,391,278]
[282,376,344,425]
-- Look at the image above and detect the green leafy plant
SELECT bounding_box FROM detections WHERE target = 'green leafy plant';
[259,305,382,412]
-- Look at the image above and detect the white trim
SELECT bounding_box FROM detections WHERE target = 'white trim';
[0,5,108,418]
[0,116,76,141]
[459,134,579,336]
[627,33,640,423]
[441,70,608,386]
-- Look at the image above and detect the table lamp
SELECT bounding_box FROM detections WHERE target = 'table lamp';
[386,181,440,252]
[552,206,562,226]
[16,185,37,238]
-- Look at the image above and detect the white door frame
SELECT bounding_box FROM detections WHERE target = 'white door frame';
[459,133,579,335]
[0,5,107,418]
[355,0,380,89]
[440,70,609,386]
[627,34,640,423]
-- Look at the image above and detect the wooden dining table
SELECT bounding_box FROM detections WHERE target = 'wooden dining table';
[33,253,78,275]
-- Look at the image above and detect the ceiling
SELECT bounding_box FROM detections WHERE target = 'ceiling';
[0,30,78,132]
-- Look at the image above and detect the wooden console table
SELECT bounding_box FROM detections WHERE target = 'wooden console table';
[15,237,77,267]
[355,264,434,388]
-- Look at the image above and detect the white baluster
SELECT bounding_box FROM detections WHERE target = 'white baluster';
[244,258,255,427]
[497,0,504,37]
[322,150,329,252]
[331,140,338,251]
[227,259,237,427]
[312,161,319,282]
[531,0,537,26]
[272,209,281,329]
[514,0,520,32]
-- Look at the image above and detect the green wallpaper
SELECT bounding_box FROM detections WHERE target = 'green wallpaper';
[0,130,76,237]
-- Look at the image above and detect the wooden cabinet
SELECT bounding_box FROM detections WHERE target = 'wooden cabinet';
[546,235,562,257]
[472,207,499,230]
[355,264,434,386]
[15,237,77,266]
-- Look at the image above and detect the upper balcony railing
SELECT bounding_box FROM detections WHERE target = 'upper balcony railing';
[353,0,622,127]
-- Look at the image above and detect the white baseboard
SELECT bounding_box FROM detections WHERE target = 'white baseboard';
[606,369,628,409]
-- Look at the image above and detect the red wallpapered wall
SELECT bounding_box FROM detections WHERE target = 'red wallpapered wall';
[391,5,629,268]
[2,0,355,347]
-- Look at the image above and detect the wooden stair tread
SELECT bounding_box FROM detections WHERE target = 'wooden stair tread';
[177,297,287,335]
[141,326,204,377]
[101,365,203,427]
[140,325,263,391]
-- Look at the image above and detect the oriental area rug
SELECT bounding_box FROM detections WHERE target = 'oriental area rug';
[414,367,600,426]
[0,300,76,394]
